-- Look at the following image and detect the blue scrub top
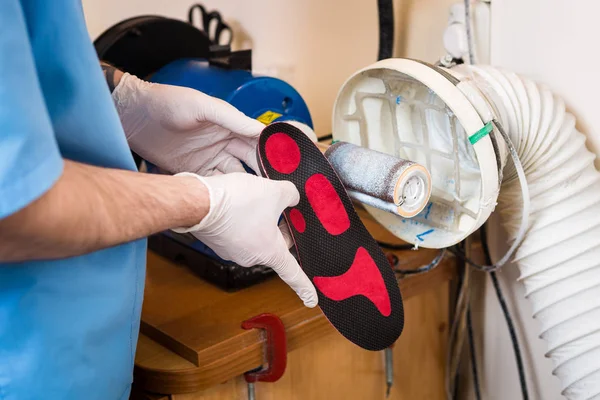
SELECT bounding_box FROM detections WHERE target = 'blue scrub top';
[0,1,146,399]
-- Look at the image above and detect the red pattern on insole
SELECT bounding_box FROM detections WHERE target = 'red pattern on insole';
[264,133,301,174]
[289,208,306,233]
[313,247,391,317]
[305,173,350,236]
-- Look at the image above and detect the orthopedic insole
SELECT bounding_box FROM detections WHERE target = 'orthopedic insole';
[257,122,404,350]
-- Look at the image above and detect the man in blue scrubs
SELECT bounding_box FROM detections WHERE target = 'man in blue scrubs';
[0,1,317,399]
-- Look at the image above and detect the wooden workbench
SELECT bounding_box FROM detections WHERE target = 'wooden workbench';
[132,211,456,400]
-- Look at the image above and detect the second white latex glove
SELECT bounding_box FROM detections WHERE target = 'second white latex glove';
[174,172,318,308]
[113,73,265,176]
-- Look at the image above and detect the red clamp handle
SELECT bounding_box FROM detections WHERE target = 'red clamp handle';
[241,313,287,383]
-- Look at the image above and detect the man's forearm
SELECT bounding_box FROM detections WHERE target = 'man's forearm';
[0,160,208,262]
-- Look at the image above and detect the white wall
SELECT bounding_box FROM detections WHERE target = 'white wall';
[474,1,600,399]
[491,0,600,168]
[82,0,455,137]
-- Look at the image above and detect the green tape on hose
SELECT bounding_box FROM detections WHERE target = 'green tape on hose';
[469,122,493,145]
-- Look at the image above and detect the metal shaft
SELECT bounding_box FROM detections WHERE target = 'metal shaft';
[385,347,393,397]
[247,382,256,400]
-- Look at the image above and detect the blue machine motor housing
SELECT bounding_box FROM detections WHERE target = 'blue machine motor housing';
[151,58,312,128]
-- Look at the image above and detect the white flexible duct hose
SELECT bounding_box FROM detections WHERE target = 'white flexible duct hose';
[457,64,600,399]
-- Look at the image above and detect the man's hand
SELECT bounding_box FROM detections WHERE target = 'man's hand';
[109,72,298,248]
[174,172,318,308]
[112,73,264,176]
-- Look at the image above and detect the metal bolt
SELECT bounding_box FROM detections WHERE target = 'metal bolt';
[247,382,256,400]
[385,347,394,397]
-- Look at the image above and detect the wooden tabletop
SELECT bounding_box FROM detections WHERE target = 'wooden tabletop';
[134,210,457,394]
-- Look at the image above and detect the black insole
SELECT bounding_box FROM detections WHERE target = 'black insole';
[257,122,404,351]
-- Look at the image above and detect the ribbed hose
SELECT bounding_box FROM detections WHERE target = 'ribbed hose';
[460,65,600,399]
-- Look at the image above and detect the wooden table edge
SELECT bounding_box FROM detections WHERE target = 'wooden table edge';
[134,255,456,394]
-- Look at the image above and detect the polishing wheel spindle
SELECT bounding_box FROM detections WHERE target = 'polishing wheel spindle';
[325,142,431,218]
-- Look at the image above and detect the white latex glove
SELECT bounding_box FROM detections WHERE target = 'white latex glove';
[112,73,264,176]
[112,73,315,250]
[174,172,318,308]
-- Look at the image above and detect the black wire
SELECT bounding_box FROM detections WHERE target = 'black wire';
[450,257,465,400]
[480,225,530,400]
[489,274,530,400]
[447,246,479,266]
[388,249,445,276]
[377,240,413,250]
[384,232,527,398]
[376,0,394,60]
[453,363,461,400]
[463,0,476,65]
[467,306,482,400]
[446,245,500,273]
[318,133,333,142]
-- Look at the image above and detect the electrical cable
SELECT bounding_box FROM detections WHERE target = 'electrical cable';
[460,4,530,272]
[318,133,333,142]
[467,306,482,400]
[489,271,529,400]
[456,7,529,398]
[446,122,529,272]
[443,128,529,271]
[453,363,461,400]
[447,241,529,400]
[446,266,465,400]
[480,224,530,400]
[377,240,413,251]
[446,243,469,400]
[377,0,394,60]
[488,122,530,269]
[463,0,476,64]
[447,246,481,266]
[387,249,446,276]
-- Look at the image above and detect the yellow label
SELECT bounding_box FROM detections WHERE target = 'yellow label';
[256,110,283,125]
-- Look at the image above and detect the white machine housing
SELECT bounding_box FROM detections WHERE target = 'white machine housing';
[332,58,505,248]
